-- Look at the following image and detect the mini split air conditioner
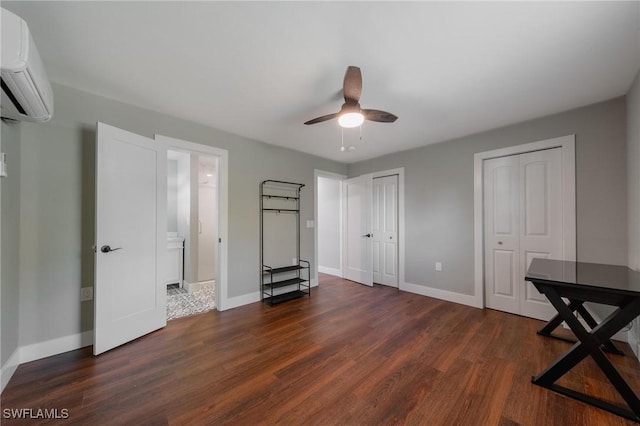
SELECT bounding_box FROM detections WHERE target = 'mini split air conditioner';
[1,8,53,122]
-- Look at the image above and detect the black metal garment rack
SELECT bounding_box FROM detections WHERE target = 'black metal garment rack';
[260,180,310,305]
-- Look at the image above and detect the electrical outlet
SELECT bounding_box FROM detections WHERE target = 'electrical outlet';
[435,262,442,272]
[306,220,315,228]
[80,287,93,301]
[292,258,297,265]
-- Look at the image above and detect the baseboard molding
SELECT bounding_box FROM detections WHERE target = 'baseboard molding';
[221,291,261,311]
[400,282,478,308]
[20,331,93,364]
[318,266,341,277]
[186,280,215,294]
[0,348,20,393]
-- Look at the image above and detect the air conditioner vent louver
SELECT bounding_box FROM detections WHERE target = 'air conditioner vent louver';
[1,8,53,122]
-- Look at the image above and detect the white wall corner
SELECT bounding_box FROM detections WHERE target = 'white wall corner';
[0,348,21,393]
[20,331,94,365]
[400,282,479,308]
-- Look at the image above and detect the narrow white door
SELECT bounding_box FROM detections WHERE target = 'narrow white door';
[484,155,521,315]
[519,149,562,320]
[197,184,217,281]
[343,174,373,286]
[372,175,398,287]
[484,148,563,321]
[94,122,167,355]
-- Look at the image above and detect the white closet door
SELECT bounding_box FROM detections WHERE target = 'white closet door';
[484,155,521,315]
[519,148,563,320]
[372,175,398,287]
[484,148,563,320]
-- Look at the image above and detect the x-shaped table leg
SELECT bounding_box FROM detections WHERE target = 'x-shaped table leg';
[532,285,640,422]
[537,298,624,355]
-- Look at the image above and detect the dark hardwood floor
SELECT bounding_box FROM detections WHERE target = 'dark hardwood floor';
[2,274,640,425]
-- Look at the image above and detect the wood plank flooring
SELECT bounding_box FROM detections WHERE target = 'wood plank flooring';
[2,274,640,425]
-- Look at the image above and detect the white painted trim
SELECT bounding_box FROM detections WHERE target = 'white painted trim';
[314,169,347,287]
[371,168,405,288]
[401,282,478,308]
[318,266,342,277]
[473,135,576,309]
[0,348,20,393]
[185,280,215,294]
[155,135,229,312]
[20,331,93,365]
[224,291,261,310]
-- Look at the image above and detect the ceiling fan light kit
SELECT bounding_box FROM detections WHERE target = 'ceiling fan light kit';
[304,66,398,129]
[338,111,364,128]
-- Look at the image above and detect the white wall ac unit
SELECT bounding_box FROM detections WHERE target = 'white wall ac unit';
[1,8,53,123]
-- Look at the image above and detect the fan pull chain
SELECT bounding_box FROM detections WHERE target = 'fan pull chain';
[341,127,345,152]
[360,123,362,141]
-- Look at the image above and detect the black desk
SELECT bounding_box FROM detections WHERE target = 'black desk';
[525,258,640,422]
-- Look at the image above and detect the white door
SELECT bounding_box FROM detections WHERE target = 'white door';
[197,184,217,282]
[372,175,398,287]
[342,174,373,286]
[94,122,167,355]
[484,148,562,321]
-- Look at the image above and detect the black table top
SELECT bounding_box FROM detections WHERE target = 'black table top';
[526,258,640,295]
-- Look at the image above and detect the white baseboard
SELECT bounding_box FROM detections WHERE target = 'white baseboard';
[400,282,478,308]
[0,348,20,393]
[186,280,215,294]
[20,331,93,364]
[1,331,93,393]
[221,291,260,311]
[318,266,341,277]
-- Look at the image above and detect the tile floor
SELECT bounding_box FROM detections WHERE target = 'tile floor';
[167,284,215,320]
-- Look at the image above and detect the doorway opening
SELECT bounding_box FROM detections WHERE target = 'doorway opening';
[314,168,405,289]
[166,150,219,320]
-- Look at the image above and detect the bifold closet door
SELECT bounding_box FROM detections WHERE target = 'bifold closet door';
[484,148,562,320]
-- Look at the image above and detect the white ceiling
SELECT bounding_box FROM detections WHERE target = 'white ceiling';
[5,1,640,163]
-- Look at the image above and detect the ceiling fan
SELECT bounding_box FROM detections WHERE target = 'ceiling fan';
[304,66,398,128]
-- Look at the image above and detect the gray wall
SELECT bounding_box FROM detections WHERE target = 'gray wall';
[317,176,341,271]
[628,71,640,352]
[17,83,346,347]
[349,98,628,295]
[1,121,21,368]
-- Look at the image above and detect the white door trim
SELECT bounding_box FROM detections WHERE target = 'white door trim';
[371,168,405,289]
[155,135,230,311]
[314,169,347,286]
[473,135,576,309]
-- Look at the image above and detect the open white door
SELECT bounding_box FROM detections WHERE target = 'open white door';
[342,174,373,286]
[94,122,167,355]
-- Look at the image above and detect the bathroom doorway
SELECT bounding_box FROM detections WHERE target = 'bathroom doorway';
[166,149,218,319]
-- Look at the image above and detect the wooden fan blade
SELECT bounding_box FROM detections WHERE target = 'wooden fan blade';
[343,66,362,104]
[363,109,398,123]
[304,112,339,125]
